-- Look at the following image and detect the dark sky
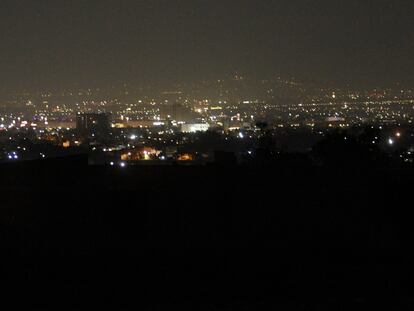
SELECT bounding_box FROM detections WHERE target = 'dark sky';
[0,0,413,91]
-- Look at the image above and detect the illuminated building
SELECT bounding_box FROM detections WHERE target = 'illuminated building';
[181,123,210,133]
[177,153,193,161]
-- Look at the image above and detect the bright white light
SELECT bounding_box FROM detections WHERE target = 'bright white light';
[388,138,394,145]
[160,156,166,160]
[13,155,18,159]
[130,134,137,140]
[110,162,114,166]
[119,162,126,168]
[238,132,244,139]
[248,151,252,155]
[396,132,401,138]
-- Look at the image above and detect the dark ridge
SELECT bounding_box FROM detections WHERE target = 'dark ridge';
[1,156,413,309]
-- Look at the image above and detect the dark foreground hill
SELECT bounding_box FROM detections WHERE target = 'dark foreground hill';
[1,156,414,309]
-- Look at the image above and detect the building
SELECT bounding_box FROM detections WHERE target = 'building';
[76,113,110,138]
[181,123,210,133]
[112,119,163,129]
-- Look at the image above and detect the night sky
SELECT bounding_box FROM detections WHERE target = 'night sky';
[0,0,413,90]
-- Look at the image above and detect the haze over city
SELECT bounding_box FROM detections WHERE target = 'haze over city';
[1,0,413,93]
